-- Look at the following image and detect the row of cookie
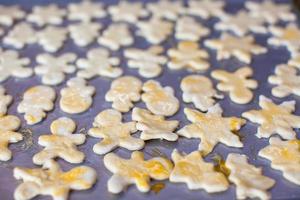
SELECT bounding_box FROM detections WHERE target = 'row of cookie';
[0,82,285,161]
[0,43,207,83]
[2,67,295,127]
[10,86,300,170]
[0,34,263,82]
[13,144,298,200]
[4,76,300,161]
[0,0,295,29]
[2,16,207,49]
[4,22,298,82]
[2,12,298,57]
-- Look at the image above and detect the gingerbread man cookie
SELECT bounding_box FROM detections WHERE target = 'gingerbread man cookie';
[37,26,68,53]
[181,75,222,112]
[105,76,142,112]
[4,22,37,49]
[104,151,173,193]
[76,48,122,79]
[0,115,22,161]
[14,160,97,200]
[132,107,179,141]
[27,4,66,26]
[0,5,25,26]
[0,86,12,117]
[175,16,210,41]
[268,64,300,98]
[18,85,56,125]
[268,24,300,54]
[33,117,86,165]
[88,109,144,155]
[137,18,173,44]
[186,0,226,19]
[34,53,77,85]
[69,22,102,47]
[211,67,258,104]
[124,46,167,78]
[147,0,184,21]
[98,23,134,50]
[0,48,32,83]
[167,41,210,72]
[68,0,106,22]
[108,1,148,23]
[142,80,179,117]
[60,77,95,114]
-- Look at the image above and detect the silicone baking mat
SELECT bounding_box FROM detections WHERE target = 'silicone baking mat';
[0,0,300,199]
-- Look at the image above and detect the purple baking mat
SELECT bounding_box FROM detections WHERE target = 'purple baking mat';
[0,0,300,199]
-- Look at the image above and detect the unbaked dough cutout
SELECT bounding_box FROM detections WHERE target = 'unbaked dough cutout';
[18,85,56,125]
[34,53,77,85]
[124,46,167,78]
[226,153,275,200]
[33,117,86,165]
[105,76,142,112]
[259,137,300,185]
[181,75,223,111]
[104,151,173,193]
[76,48,122,79]
[60,77,95,114]
[167,41,210,72]
[242,95,300,140]
[170,149,229,192]
[205,33,267,64]
[132,107,179,141]
[88,109,144,155]
[14,160,97,200]
[0,115,22,161]
[142,80,179,117]
[178,104,245,155]
[211,67,258,104]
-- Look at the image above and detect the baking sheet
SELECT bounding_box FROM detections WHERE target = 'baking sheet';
[0,0,300,199]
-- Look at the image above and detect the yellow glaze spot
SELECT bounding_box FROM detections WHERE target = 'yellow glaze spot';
[144,160,171,177]
[62,94,87,109]
[283,29,300,40]
[280,148,298,161]
[230,118,245,130]
[113,85,128,94]
[129,170,148,188]
[26,87,39,95]
[60,168,88,184]
[27,115,38,123]
[182,77,201,86]
[259,101,291,123]
[176,161,200,178]
[289,140,300,148]
[186,109,206,122]
[179,41,198,51]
